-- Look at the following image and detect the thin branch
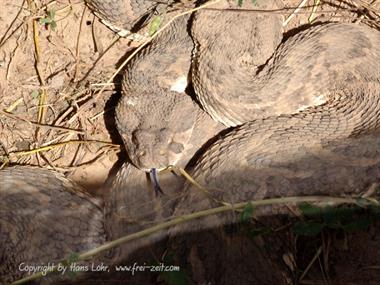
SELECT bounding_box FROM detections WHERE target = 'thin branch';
[0,110,84,134]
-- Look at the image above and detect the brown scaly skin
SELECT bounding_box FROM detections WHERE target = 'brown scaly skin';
[191,2,380,126]
[107,0,380,283]
[84,0,175,34]
[108,84,380,284]
[2,0,380,283]
[172,82,380,230]
[0,167,106,284]
[115,13,224,170]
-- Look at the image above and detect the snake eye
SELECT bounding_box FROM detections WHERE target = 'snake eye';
[138,150,146,157]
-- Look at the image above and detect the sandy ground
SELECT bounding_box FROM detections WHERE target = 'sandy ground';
[0,0,136,193]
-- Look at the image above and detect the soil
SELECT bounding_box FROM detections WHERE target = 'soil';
[1,0,380,284]
[0,0,136,194]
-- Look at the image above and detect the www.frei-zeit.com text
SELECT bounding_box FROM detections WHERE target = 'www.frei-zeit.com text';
[18,262,180,276]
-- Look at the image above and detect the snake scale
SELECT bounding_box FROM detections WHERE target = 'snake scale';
[1,0,380,283]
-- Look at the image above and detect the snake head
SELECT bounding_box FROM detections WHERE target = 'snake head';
[116,89,198,171]
[126,128,185,171]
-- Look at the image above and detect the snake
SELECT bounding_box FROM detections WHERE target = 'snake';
[1,0,380,283]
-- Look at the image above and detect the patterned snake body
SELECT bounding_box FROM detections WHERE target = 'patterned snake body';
[1,0,380,283]
[0,167,105,284]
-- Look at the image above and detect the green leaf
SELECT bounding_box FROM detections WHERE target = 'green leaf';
[321,205,335,222]
[67,252,80,264]
[356,197,370,207]
[39,18,51,25]
[39,9,57,30]
[238,0,256,6]
[298,202,322,217]
[292,221,324,236]
[239,202,255,222]
[244,226,272,239]
[334,207,355,224]
[66,253,80,278]
[50,21,57,31]
[161,254,188,285]
[323,206,358,229]
[67,269,78,279]
[369,205,380,220]
[341,218,370,233]
[149,16,162,36]
[31,90,39,99]
[48,9,55,20]
[322,205,342,228]
[161,270,189,285]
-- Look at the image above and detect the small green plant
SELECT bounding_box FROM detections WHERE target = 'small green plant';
[160,254,189,285]
[149,16,162,36]
[237,202,272,239]
[39,9,57,31]
[239,201,255,222]
[237,0,257,7]
[292,202,380,236]
[67,252,80,264]
[63,252,80,278]
[31,90,39,99]
[240,225,273,239]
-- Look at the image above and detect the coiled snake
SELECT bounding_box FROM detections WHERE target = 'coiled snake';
[1,0,380,283]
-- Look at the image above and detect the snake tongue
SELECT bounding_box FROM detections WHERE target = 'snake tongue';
[149,168,164,196]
